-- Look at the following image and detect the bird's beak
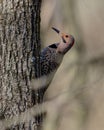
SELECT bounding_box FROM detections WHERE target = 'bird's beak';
[52,27,60,34]
[52,27,66,43]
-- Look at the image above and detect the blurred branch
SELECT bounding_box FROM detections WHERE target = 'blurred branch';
[0,89,73,130]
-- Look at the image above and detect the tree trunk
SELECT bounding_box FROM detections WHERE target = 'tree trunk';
[0,0,42,129]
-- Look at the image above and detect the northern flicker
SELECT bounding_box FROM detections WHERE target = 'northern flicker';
[32,27,75,101]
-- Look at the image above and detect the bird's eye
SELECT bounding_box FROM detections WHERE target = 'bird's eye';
[65,35,68,38]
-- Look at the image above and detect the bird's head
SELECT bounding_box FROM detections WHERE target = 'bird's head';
[52,27,75,54]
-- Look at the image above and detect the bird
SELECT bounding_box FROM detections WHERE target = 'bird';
[32,27,75,102]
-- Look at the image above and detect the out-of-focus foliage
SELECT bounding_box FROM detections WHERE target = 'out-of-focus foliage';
[41,0,104,130]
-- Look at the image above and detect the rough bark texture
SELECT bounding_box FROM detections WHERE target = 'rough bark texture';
[0,0,42,129]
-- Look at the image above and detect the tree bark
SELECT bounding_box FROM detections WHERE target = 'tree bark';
[0,0,42,129]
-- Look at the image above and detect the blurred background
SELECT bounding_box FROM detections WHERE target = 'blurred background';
[41,0,104,130]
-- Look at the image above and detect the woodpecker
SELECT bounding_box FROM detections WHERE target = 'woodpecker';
[32,27,75,100]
